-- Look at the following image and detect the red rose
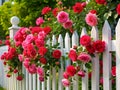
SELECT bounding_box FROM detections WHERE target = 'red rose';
[80,35,91,46]
[42,6,51,15]
[73,2,83,14]
[66,65,76,76]
[68,49,77,62]
[6,74,11,78]
[39,57,47,64]
[30,26,42,34]
[43,26,51,34]
[0,40,2,45]
[86,44,95,54]
[26,44,37,58]
[52,50,61,59]
[93,40,105,53]
[52,8,59,17]
[14,69,18,73]
[116,4,120,15]
[90,10,97,14]
[16,75,23,81]
[95,0,107,5]
[5,40,10,46]
[38,46,48,56]
[111,66,116,77]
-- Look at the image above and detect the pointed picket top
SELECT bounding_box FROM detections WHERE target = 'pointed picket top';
[80,27,87,37]
[65,32,70,52]
[91,26,99,40]
[58,34,63,49]
[52,35,57,45]
[72,31,79,47]
[102,20,112,90]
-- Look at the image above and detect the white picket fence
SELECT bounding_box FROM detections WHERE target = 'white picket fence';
[1,16,120,90]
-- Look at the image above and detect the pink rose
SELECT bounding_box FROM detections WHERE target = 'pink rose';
[18,54,24,62]
[57,11,69,23]
[37,67,44,76]
[25,34,34,44]
[77,53,91,63]
[63,72,69,79]
[62,79,70,87]
[39,76,44,82]
[36,17,44,25]
[85,13,98,26]
[63,20,73,29]
[23,58,30,68]
[38,31,46,39]
[27,64,37,74]
[77,70,85,77]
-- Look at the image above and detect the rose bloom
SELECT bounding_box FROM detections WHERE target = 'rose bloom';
[13,69,18,73]
[18,54,24,62]
[116,4,120,15]
[77,53,91,63]
[43,26,51,34]
[5,40,10,46]
[38,46,48,56]
[62,79,70,87]
[80,35,91,46]
[93,40,105,53]
[111,66,116,77]
[86,44,95,54]
[39,57,47,64]
[77,70,85,77]
[90,10,97,14]
[37,67,44,76]
[68,49,77,62]
[63,72,69,79]
[52,8,59,17]
[35,38,45,48]
[52,49,61,59]
[42,6,51,15]
[81,2,86,7]
[39,76,44,82]
[16,75,23,81]
[85,13,98,26]
[100,77,103,84]
[36,17,44,25]
[0,40,2,45]
[27,64,37,74]
[95,0,106,5]
[23,58,30,68]
[73,2,83,14]
[66,65,76,76]
[63,20,73,29]
[57,11,69,23]
[30,26,42,34]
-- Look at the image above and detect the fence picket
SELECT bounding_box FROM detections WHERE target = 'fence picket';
[102,20,112,90]
[115,19,120,90]
[26,70,29,90]
[72,31,79,90]
[91,26,99,90]
[80,28,88,90]
[52,35,57,90]
[58,34,64,90]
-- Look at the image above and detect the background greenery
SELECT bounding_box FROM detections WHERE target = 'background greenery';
[0,0,119,39]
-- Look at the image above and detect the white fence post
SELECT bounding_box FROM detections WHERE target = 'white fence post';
[52,35,57,90]
[91,26,99,90]
[116,19,120,90]
[72,31,79,90]
[102,20,112,90]
[80,28,88,90]
[58,34,64,90]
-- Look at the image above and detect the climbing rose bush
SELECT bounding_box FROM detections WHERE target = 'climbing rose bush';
[62,35,106,87]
